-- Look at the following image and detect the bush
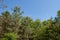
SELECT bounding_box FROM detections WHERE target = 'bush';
[0,32,17,40]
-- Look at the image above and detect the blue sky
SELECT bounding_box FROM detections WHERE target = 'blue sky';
[0,0,60,20]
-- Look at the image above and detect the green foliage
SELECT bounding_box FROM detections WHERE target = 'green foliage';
[0,33,17,40]
[0,7,60,40]
[4,32,17,40]
[57,10,60,17]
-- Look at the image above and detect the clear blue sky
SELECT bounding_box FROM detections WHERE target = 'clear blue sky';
[0,0,60,20]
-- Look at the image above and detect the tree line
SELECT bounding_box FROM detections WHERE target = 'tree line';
[0,6,60,40]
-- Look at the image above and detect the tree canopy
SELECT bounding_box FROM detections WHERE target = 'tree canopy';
[0,6,60,40]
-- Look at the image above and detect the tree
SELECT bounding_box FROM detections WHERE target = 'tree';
[1,11,12,33]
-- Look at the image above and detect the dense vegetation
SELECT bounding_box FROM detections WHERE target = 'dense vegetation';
[0,6,60,40]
